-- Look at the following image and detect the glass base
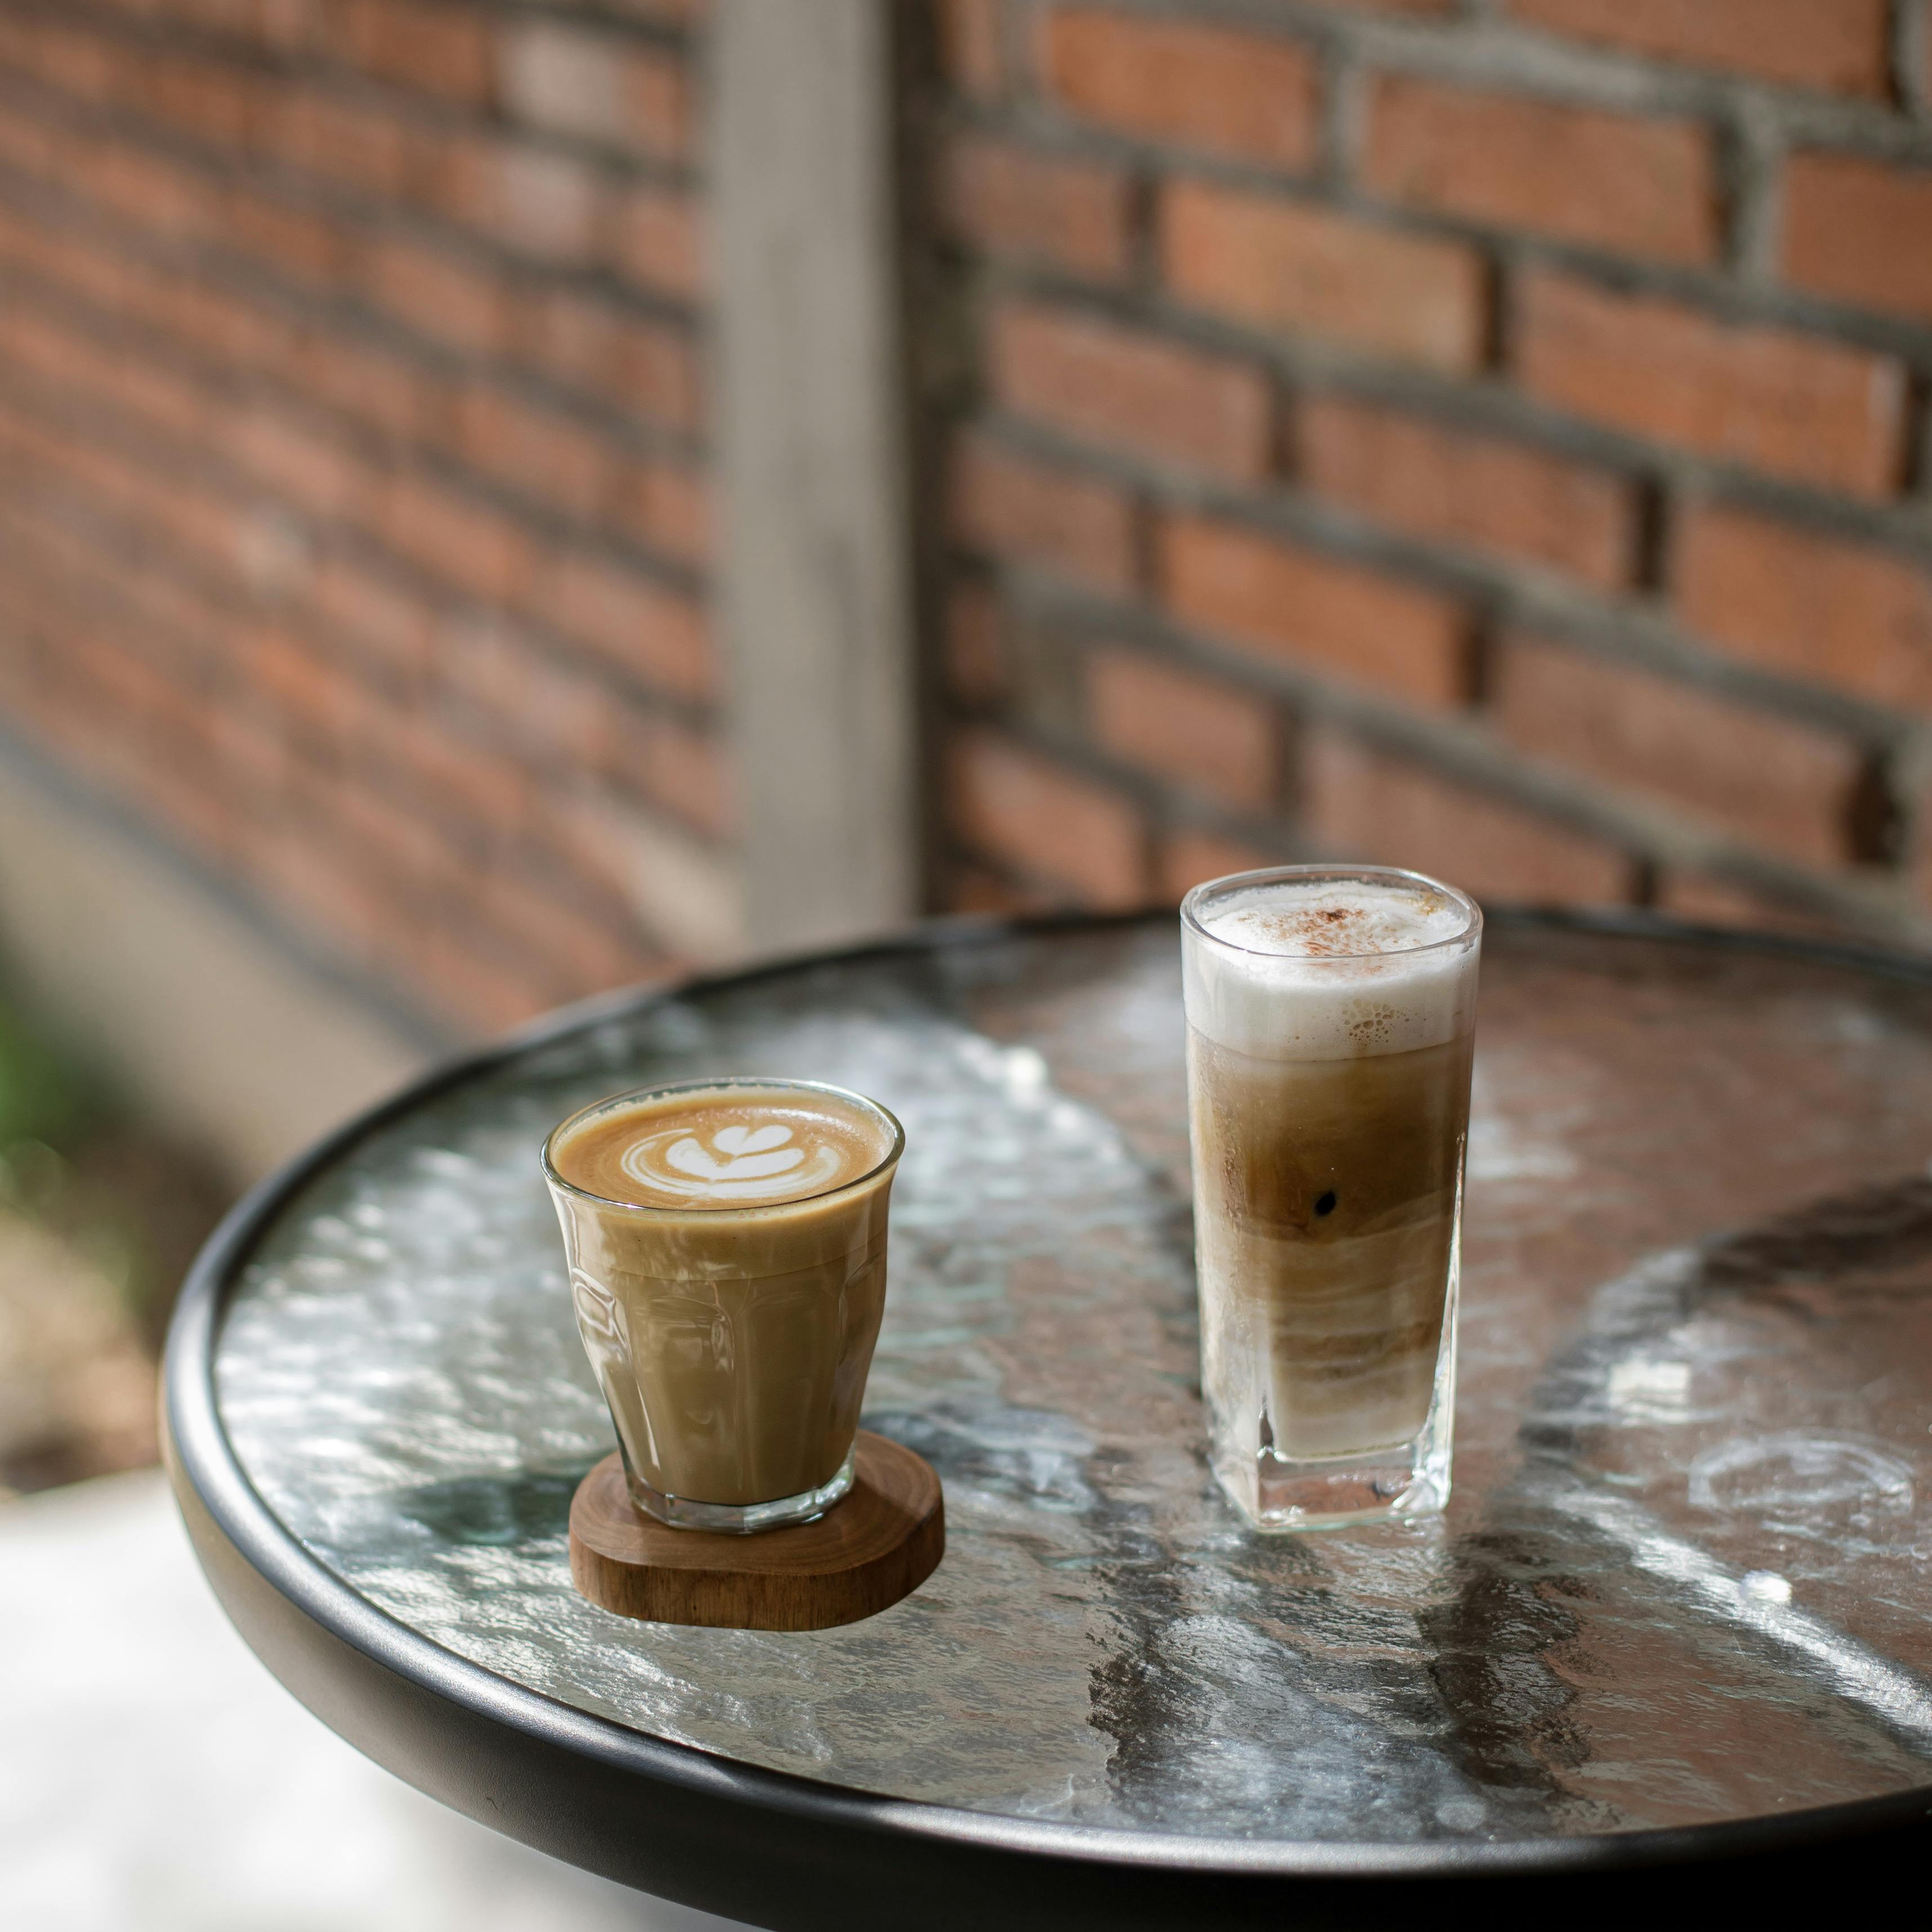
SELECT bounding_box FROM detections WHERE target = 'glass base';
[622,1450,856,1533]
[1214,1434,1451,1532]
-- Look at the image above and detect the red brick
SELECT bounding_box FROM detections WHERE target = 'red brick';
[431,135,606,266]
[497,19,687,162]
[1157,828,1277,904]
[1298,396,1635,589]
[949,434,1139,594]
[0,17,113,103]
[944,579,1006,704]
[310,552,435,685]
[204,700,293,807]
[115,0,315,54]
[541,551,714,699]
[469,857,653,989]
[629,712,735,839]
[477,854,661,988]
[1515,270,1905,498]
[325,0,493,102]
[1041,11,1318,172]
[944,134,1133,282]
[136,50,260,150]
[453,387,614,524]
[407,918,553,1033]
[359,236,513,357]
[1304,732,1634,904]
[1494,636,1859,868]
[990,301,1273,484]
[252,819,409,964]
[71,138,220,244]
[1508,0,1889,98]
[225,189,352,286]
[534,789,645,909]
[1674,503,1932,712]
[949,726,1148,905]
[518,292,701,435]
[1162,180,1485,373]
[0,97,63,178]
[318,773,460,897]
[609,184,705,302]
[939,0,1003,99]
[0,305,202,444]
[263,84,419,198]
[381,475,535,606]
[611,459,710,567]
[3,207,125,312]
[384,712,534,842]
[245,621,365,750]
[1159,512,1466,708]
[607,321,703,436]
[1783,153,1932,325]
[295,332,433,442]
[434,609,601,752]
[229,406,372,520]
[1365,77,1716,265]
[1087,648,1278,811]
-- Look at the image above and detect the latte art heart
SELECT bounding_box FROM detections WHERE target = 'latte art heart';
[666,1125,805,1182]
[552,1083,895,1213]
[712,1124,793,1157]
[620,1117,846,1201]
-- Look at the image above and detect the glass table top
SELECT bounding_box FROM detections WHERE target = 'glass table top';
[212,916,1932,1845]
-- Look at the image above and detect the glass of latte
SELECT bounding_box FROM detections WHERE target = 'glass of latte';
[543,1078,904,1532]
[1180,866,1482,1530]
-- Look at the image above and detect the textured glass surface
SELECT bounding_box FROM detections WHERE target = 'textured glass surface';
[216,922,1932,1842]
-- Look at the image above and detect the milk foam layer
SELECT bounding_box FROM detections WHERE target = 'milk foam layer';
[552,1086,891,1210]
[1184,878,1479,1061]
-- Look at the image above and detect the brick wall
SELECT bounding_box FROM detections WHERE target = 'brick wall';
[928,0,1932,936]
[9,0,1932,1041]
[0,0,717,1032]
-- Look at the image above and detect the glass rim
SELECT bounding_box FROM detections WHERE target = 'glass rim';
[542,1076,905,1217]
[1179,863,1482,963]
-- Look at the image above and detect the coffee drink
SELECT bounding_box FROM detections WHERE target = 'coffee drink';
[1182,869,1481,1528]
[545,1079,903,1531]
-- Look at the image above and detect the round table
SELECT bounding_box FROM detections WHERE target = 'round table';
[165,913,1932,1925]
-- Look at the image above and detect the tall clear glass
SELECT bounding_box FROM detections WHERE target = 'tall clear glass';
[1181,865,1482,1530]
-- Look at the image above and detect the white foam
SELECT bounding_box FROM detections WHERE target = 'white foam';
[619,1117,847,1202]
[1183,879,1478,1061]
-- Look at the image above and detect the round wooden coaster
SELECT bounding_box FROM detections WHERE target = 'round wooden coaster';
[568,1432,945,1631]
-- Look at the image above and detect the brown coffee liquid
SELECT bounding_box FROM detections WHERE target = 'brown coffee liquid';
[1189,1028,1473,1459]
[549,1086,899,1508]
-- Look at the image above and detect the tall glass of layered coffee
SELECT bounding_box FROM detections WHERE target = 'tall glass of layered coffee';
[543,1078,904,1532]
[1181,866,1481,1530]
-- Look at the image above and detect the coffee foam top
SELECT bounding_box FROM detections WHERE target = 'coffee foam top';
[1183,879,1478,1061]
[552,1087,893,1210]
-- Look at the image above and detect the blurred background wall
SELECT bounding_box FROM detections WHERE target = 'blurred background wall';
[0,0,1927,1180]
[0,0,719,1051]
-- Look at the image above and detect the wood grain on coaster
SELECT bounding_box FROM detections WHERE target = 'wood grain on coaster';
[568,1431,945,1631]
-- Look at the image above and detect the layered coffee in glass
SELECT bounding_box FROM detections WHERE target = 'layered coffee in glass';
[1181,866,1482,1529]
[544,1077,904,1532]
